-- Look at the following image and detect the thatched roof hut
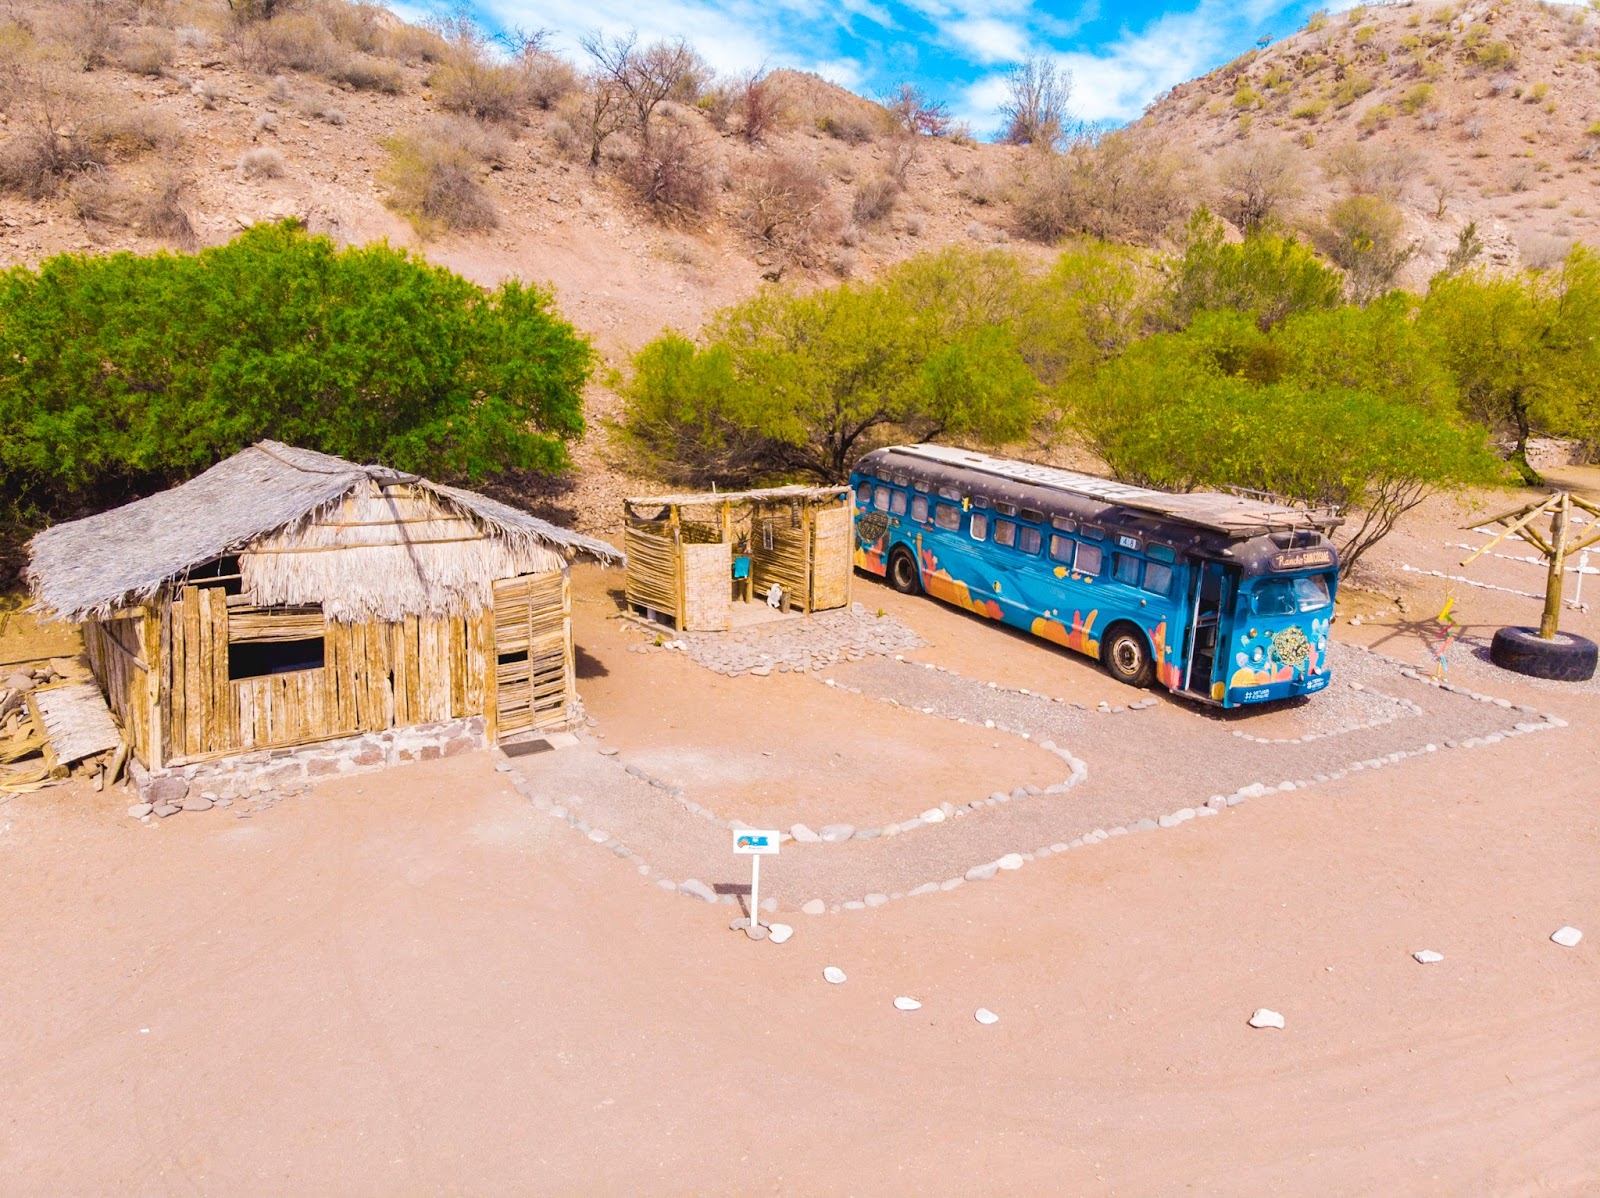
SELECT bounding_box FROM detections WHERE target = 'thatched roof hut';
[30,440,619,623]
[28,442,621,775]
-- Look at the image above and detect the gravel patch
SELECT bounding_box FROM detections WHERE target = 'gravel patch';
[634,603,924,677]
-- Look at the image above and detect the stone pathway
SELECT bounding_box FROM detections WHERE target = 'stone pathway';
[499,639,1569,916]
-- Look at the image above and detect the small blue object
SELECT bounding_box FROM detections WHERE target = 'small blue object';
[732,555,751,579]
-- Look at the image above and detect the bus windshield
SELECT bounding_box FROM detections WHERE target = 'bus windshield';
[1250,575,1332,616]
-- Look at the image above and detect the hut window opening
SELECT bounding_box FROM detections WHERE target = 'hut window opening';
[228,636,325,679]
[497,649,529,667]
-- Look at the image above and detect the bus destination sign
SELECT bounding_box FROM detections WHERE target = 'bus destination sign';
[1270,547,1334,572]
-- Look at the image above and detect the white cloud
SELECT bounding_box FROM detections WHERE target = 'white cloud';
[945,17,1029,63]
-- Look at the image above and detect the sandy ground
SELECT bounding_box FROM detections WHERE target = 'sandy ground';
[3,487,1598,1195]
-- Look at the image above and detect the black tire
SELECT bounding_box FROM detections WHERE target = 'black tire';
[1101,623,1155,688]
[1489,626,1598,682]
[887,546,922,595]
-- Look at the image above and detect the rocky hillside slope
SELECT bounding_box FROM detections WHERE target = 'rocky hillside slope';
[1143,0,1600,278]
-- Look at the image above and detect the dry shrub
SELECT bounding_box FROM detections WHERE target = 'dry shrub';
[68,173,134,225]
[1518,231,1572,270]
[100,106,183,157]
[521,51,578,110]
[373,20,447,64]
[1011,129,1192,244]
[619,122,716,222]
[0,129,106,199]
[1324,142,1418,200]
[238,147,286,179]
[52,4,121,70]
[737,70,785,142]
[174,26,211,50]
[134,170,196,247]
[235,12,343,75]
[817,111,877,144]
[119,28,174,76]
[329,52,402,93]
[851,173,900,226]
[736,154,839,264]
[430,45,524,122]
[381,117,501,235]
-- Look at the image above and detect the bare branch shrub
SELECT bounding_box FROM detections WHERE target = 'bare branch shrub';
[1215,140,1304,231]
[381,116,503,235]
[581,30,700,147]
[234,12,342,75]
[883,82,950,136]
[737,69,783,142]
[817,110,876,143]
[0,129,107,199]
[619,122,716,222]
[736,154,839,265]
[238,147,287,178]
[1011,128,1192,243]
[330,53,403,93]
[1518,231,1572,269]
[101,106,183,157]
[1313,194,1414,302]
[999,53,1071,148]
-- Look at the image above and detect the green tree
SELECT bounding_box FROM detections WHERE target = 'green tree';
[1314,194,1415,304]
[1419,249,1600,482]
[1065,320,1499,574]
[1162,211,1344,331]
[0,221,591,557]
[621,254,1039,484]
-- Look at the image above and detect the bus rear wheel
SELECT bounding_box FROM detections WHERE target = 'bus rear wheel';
[888,547,922,595]
[1101,624,1154,688]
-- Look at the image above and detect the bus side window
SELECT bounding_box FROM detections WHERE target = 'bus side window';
[856,481,873,507]
[994,519,1017,548]
[1075,543,1103,576]
[934,504,960,531]
[1112,554,1142,587]
[1143,562,1173,596]
[874,485,891,512]
[969,512,989,541]
[911,495,929,523]
[1017,526,1042,555]
[889,490,908,516]
[1049,534,1074,563]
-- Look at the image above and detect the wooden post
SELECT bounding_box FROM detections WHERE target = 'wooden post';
[1539,492,1570,639]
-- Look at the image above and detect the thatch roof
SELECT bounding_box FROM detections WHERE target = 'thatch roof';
[28,442,621,622]
[625,485,850,510]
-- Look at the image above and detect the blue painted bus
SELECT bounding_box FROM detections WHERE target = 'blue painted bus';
[850,445,1342,708]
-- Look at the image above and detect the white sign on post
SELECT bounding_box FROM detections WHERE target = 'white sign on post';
[733,829,781,930]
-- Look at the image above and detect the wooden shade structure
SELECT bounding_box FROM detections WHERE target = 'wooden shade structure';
[1461,491,1600,638]
[27,442,621,769]
[622,486,853,631]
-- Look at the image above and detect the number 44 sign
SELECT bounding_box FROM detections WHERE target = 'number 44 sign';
[733,829,781,932]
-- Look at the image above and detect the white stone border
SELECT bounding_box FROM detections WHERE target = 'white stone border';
[498,640,1569,918]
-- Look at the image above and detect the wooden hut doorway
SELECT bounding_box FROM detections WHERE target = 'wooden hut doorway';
[490,572,573,740]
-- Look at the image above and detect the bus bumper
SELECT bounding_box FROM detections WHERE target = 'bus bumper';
[1226,672,1331,706]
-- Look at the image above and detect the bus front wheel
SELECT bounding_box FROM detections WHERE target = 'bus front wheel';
[887,547,922,595]
[1101,624,1154,688]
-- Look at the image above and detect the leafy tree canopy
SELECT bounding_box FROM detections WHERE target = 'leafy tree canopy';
[1162,210,1344,332]
[621,248,1039,484]
[1418,247,1600,481]
[0,221,592,533]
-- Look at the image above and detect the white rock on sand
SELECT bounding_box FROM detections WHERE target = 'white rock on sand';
[893,996,922,1011]
[1551,926,1583,948]
[1248,1008,1286,1030]
[801,899,826,916]
[767,923,792,944]
[1413,950,1445,964]
[975,1008,999,1025]
[823,966,847,984]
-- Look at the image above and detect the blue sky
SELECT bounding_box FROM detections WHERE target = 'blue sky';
[397,0,1342,131]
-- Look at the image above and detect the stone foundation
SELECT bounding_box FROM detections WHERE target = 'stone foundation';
[128,717,489,805]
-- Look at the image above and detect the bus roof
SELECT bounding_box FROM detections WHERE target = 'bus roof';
[862,445,1341,539]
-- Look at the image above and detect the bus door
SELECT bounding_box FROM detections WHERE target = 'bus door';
[1181,559,1236,700]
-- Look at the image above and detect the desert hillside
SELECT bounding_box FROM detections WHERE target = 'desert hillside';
[1143,0,1600,278]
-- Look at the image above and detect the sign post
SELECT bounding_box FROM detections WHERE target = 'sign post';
[732,829,780,930]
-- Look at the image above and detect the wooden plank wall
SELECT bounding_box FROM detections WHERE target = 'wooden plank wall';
[163,586,494,764]
[83,613,154,767]
[809,503,853,612]
[682,542,731,631]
